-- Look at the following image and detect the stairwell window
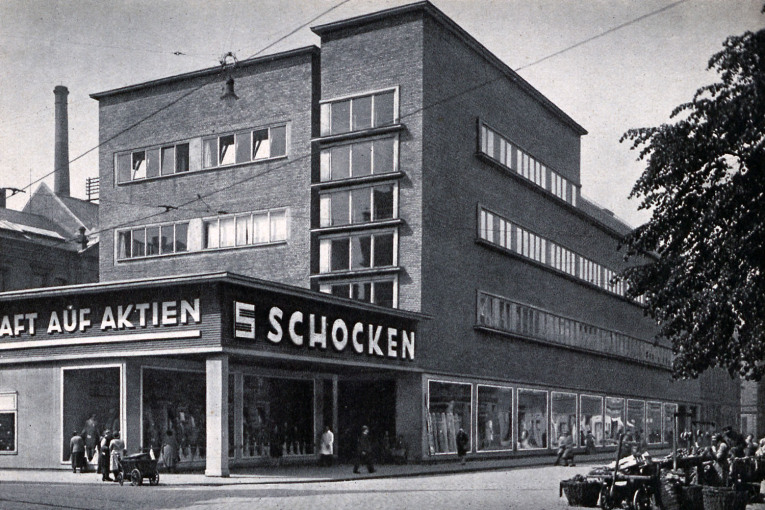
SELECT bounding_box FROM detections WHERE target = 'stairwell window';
[320,89,397,136]
[320,137,396,181]
[319,184,396,227]
[319,232,396,273]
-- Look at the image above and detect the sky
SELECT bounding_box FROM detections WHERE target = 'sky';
[0,0,762,228]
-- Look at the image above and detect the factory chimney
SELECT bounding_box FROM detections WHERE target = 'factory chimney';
[53,85,70,197]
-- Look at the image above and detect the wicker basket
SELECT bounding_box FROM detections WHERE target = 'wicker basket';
[701,487,747,510]
[679,484,703,510]
[559,479,601,507]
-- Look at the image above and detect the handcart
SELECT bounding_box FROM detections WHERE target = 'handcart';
[117,452,159,486]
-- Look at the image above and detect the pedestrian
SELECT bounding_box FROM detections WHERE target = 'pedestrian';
[711,433,730,485]
[69,431,85,473]
[319,425,334,467]
[98,429,113,481]
[353,425,375,474]
[109,432,125,482]
[554,430,575,467]
[456,427,469,465]
[162,430,178,473]
[584,431,596,455]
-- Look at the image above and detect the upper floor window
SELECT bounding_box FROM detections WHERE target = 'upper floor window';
[117,221,189,260]
[320,89,397,136]
[203,125,286,169]
[116,143,190,183]
[319,183,396,227]
[319,277,396,308]
[479,123,578,207]
[319,231,396,273]
[320,137,396,182]
[203,209,286,249]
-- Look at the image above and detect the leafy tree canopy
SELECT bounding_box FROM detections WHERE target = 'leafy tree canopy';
[620,25,765,380]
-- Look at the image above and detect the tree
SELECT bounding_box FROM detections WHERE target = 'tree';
[620,25,765,380]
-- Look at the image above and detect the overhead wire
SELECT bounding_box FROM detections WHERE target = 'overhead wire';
[30,0,685,245]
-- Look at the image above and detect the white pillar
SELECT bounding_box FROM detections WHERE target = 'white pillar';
[205,355,229,477]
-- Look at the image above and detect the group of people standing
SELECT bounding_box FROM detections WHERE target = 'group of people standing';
[69,428,124,481]
[706,426,765,485]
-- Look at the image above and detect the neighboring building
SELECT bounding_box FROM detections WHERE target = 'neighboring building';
[0,1,738,474]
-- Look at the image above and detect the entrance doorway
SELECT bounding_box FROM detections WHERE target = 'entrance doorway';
[337,380,395,461]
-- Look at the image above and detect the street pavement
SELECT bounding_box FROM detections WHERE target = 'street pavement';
[3,457,765,509]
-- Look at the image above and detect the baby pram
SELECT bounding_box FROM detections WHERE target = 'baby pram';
[117,452,159,486]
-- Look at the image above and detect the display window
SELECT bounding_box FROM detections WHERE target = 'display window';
[626,399,646,445]
[0,392,17,454]
[550,392,577,448]
[241,375,315,458]
[476,385,512,451]
[663,403,678,445]
[427,380,471,455]
[579,395,604,448]
[646,402,663,444]
[62,366,121,463]
[604,397,625,445]
[517,389,548,450]
[141,368,205,463]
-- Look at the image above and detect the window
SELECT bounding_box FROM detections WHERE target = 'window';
[518,389,548,450]
[0,392,17,454]
[320,89,397,136]
[319,232,395,273]
[117,221,189,260]
[203,209,287,250]
[580,395,604,447]
[646,402,663,444]
[319,184,396,227]
[62,368,120,463]
[320,138,396,182]
[116,143,190,183]
[479,123,578,206]
[203,125,286,169]
[663,403,677,446]
[605,397,625,446]
[550,392,577,448]
[477,385,513,451]
[626,399,646,445]
[319,278,396,307]
[427,381,472,455]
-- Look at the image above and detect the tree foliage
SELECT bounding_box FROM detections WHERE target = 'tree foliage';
[620,26,765,380]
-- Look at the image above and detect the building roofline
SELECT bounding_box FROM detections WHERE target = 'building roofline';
[0,271,429,321]
[311,1,587,136]
[90,46,320,100]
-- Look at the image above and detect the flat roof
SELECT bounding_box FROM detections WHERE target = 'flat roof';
[90,46,319,100]
[0,271,429,321]
[312,1,587,136]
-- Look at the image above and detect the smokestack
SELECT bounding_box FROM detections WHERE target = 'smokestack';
[54,85,70,197]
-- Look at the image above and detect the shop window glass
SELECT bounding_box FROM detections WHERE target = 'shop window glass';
[142,368,205,464]
[240,376,314,458]
[646,402,662,444]
[550,392,577,448]
[477,386,512,451]
[579,395,604,447]
[605,397,625,445]
[0,393,17,453]
[626,399,646,445]
[518,389,547,449]
[62,367,120,463]
[663,403,677,446]
[427,381,471,455]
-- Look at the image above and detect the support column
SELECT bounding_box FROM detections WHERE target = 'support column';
[234,372,243,460]
[205,355,229,477]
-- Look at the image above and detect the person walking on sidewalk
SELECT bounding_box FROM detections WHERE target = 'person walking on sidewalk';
[69,431,85,473]
[109,432,125,481]
[353,425,375,474]
[456,427,469,465]
[98,429,113,481]
[554,430,575,467]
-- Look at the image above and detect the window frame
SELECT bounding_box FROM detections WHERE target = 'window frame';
[579,394,604,448]
[319,182,398,227]
[426,379,473,456]
[0,391,18,455]
[319,135,399,182]
[116,220,190,260]
[202,208,288,251]
[115,142,191,184]
[318,275,398,308]
[517,387,549,451]
[203,124,288,170]
[318,229,398,274]
[550,391,578,448]
[320,87,400,137]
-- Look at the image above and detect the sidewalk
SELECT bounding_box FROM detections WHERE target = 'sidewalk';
[0,452,620,486]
